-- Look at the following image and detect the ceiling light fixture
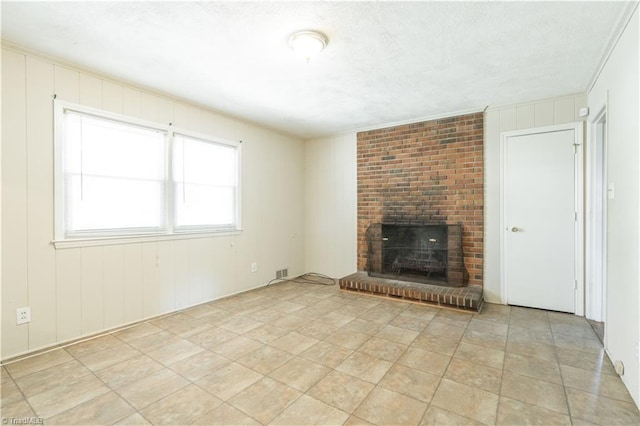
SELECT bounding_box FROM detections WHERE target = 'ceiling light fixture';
[289,30,327,63]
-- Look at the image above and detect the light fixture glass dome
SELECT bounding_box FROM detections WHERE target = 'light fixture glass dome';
[289,30,327,63]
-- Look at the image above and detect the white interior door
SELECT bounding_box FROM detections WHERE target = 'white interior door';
[502,125,582,313]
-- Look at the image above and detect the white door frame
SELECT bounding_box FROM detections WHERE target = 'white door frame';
[500,122,584,315]
[586,106,607,323]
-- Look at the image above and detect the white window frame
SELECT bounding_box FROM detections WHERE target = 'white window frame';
[53,100,242,249]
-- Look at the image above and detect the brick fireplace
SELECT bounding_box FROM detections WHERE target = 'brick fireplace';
[340,112,484,310]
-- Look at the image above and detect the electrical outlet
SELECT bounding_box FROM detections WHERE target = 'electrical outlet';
[16,307,31,325]
[251,262,258,273]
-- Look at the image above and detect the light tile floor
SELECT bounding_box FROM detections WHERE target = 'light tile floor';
[2,278,640,425]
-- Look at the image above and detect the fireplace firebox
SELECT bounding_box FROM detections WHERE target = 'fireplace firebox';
[366,223,469,287]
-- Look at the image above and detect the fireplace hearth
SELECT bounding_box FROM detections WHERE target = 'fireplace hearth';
[366,223,468,287]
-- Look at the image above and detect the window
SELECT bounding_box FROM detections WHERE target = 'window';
[54,101,241,244]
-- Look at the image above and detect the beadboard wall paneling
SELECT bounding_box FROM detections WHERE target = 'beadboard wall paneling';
[1,46,305,360]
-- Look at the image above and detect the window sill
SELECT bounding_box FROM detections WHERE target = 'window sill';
[52,229,243,249]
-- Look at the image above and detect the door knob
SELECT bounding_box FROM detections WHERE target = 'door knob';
[511,227,519,232]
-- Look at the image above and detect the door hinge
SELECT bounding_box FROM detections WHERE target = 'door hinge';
[573,143,580,154]
[575,279,578,290]
[574,211,578,222]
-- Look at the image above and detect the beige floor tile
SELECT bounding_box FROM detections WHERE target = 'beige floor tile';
[551,322,598,340]
[27,373,110,418]
[116,369,189,410]
[140,384,222,425]
[74,342,141,372]
[358,336,407,362]
[191,402,260,425]
[556,347,615,375]
[402,304,439,320]
[462,328,507,350]
[308,370,374,414]
[210,335,262,360]
[296,321,339,340]
[553,333,606,354]
[353,386,427,425]
[188,326,238,349]
[300,341,353,368]
[127,330,181,353]
[270,357,331,392]
[228,377,301,424]
[113,322,162,342]
[146,338,204,366]
[0,399,36,421]
[163,317,212,338]
[14,359,90,397]
[95,354,163,389]
[5,349,73,379]
[472,303,511,325]
[434,309,473,328]
[323,328,370,350]
[182,304,227,320]
[379,363,440,403]
[270,301,306,314]
[501,370,568,415]
[397,346,451,376]
[320,311,356,328]
[504,351,562,384]
[423,320,466,340]
[242,323,289,344]
[237,345,293,375]
[340,318,385,335]
[113,412,152,425]
[270,314,306,330]
[335,351,393,384]
[218,315,264,334]
[431,378,499,425]
[65,334,122,358]
[497,396,571,425]
[169,350,231,381]
[560,364,634,402]
[1,374,23,407]
[465,316,507,337]
[412,333,460,356]
[375,324,419,345]
[454,342,505,371]
[420,405,484,425]
[195,362,263,401]
[509,316,551,332]
[508,325,554,345]
[444,358,503,394]
[269,332,319,355]
[566,387,640,425]
[344,415,375,425]
[271,394,350,425]
[47,391,134,425]
[506,340,557,362]
[390,314,431,332]
[359,308,399,324]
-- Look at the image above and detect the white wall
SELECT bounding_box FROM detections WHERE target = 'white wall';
[1,46,305,360]
[483,94,587,303]
[304,133,357,278]
[587,6,639,406]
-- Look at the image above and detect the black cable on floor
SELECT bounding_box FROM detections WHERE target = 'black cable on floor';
[266,272,335,286]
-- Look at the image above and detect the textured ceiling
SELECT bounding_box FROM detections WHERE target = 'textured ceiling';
[1,1,634,139]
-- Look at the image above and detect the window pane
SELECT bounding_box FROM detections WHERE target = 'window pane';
[63,112,167,235]
[173,134,237,229]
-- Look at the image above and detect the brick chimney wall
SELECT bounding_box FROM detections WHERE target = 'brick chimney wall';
[357,112,484,286]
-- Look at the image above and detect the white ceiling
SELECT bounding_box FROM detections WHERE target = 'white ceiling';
[1,1,634,139]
